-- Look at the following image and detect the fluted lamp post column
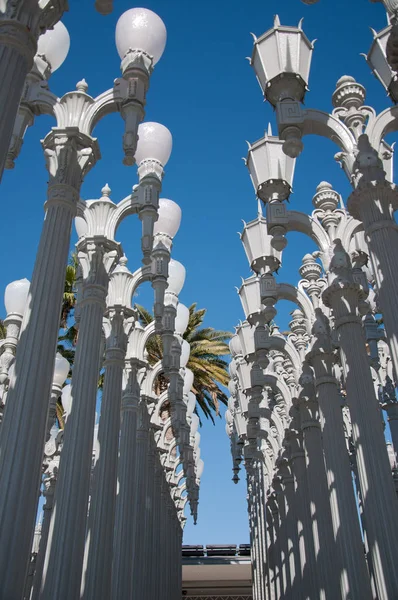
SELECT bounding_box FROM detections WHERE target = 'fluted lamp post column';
[0,125,99,600]
[40,186,122,600]
[112,357,143,600]
[323,243,398,599]
[298,362,341,600]
[0,10,169,595]
[307,305,374,599]
[81,257,134,600]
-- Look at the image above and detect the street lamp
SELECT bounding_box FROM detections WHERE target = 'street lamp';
[0,9,171,595]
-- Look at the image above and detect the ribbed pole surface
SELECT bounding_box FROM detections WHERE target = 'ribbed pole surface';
[40,287,106,600]
[336,311,398,599]
[112,371,139,599]
[82,335,125,600]
[288,433,319,600]
[0,193,77,600]
[300,396,340,600]
[131,403,149,598]
[313,357,373,600]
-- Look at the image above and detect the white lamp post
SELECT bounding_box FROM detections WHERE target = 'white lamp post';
[0,11,169,596]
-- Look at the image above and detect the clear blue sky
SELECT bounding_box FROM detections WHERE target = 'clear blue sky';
[0,0,394,545]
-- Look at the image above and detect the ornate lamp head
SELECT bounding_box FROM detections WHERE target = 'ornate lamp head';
[246,128,296,202]
[366,24,398,103]
[241,215,283,274]
[251,15,314,107]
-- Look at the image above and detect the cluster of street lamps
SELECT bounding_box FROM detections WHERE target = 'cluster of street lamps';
[0,4,203,600]
[227,8,398,600]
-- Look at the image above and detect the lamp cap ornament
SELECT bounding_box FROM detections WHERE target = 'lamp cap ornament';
[332,75,365,109]
[76,79,89,93]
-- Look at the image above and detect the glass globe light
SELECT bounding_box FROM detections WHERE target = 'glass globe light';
[75,216,88,238]
[154,198,182,239]
[194,431,201,449]
[61,384,72,419]
[115,7,167,64]
[196,458,204,479]
[187,391,196,417]
[135,122,172,166]
[180,339,190,368]
[190,412,199,435]
[37,21,70,72]
[175,303,190,336]
[167,259,186,295]
[53,353,70,388]
[4,278,30,316]
[183,369,194,396]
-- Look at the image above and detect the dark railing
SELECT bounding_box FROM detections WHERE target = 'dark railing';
[182,544,251,558]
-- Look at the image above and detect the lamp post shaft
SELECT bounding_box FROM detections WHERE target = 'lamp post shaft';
[299,392,341,600]
[40,278,108,600]
[288,433,319,600]
[348,181,398,386]
[326,280,398,599]
[112,365,140,600]
[131,410,149,598]
[0,134,91,599]
[82,313,126,600]
[309,347,374,599]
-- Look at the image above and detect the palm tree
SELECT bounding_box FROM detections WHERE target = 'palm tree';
[136,303,231,422]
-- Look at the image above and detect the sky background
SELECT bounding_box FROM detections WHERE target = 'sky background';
[0,0,395,545]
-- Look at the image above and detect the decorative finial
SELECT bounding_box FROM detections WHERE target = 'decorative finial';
[76,79,88,93]
[332,75,365,109]
[101,183,111,198]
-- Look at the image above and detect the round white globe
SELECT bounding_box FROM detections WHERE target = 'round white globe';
[4,278,30,316]
[175,303,190,336]
[75,216,88,238]
[37,21,70,72]
[187,391,196,417]
[135,122,172,166]
[167,259,186,295]
[190,412,199,435]
[115,7,166,64]
[184,369,194,396]
[196,458,204,479]
[180,339,190,368]
[53,353,70,387]
[154,198,182,239]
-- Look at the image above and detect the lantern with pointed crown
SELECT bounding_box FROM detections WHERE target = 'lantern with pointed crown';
[250,15,314,107]
[246,127,296,202]
[366,24,398,103]
[241,214,283,274]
